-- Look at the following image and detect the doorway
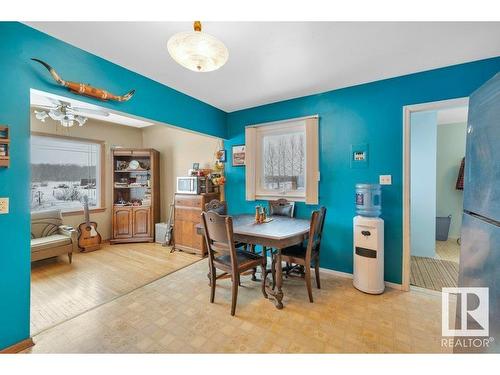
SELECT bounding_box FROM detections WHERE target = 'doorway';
[402,97,468,291]
[29,89,219,335]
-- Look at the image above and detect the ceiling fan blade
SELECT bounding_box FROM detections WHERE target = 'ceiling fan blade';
[46,97,63,106]
[71,107,110,117]
[33,104,57,110]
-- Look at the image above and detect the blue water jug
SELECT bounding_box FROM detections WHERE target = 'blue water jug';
[355,183,382,217]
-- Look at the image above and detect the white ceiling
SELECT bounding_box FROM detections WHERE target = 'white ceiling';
[30,89,155,128]
[26,22,500,112]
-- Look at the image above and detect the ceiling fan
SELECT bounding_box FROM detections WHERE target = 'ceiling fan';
[34,97,110,128]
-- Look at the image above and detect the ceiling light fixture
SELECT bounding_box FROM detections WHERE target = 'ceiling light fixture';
[167,21,229,73]
[34,107,87,128]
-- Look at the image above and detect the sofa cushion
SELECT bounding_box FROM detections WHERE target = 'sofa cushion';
[31,209,63,239]
[31,234,72,253]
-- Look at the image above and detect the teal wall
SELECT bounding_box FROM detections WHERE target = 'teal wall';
[436,122,467,240]
[224,57,500,286]
[0,22,226,350]
[410,111,437,258]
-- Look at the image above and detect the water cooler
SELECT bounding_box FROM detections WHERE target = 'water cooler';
[353,184,385,294]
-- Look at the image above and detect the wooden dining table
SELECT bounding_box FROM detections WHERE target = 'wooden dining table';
[196,214,311,309]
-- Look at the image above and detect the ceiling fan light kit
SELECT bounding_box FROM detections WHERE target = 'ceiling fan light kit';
[34,98,109,128]
[167,21,229,73]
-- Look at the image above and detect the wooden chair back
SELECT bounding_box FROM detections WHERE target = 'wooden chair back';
[304,207,327,262]
[201,211,238,271]
[204,199,227,215]
[268,198,295,218]
[314,206,327,251]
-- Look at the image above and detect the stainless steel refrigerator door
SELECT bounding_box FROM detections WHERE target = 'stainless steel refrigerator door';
[464,73,500,222]
[455,213,500,353]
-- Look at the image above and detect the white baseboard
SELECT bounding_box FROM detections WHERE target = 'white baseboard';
[319,267,403,291]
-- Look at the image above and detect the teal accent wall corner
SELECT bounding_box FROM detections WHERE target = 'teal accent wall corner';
[223,57,500,286]
[0,22,226,350]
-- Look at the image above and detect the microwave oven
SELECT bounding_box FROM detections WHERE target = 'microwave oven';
[176,176,214,195]
[176,176,200,194]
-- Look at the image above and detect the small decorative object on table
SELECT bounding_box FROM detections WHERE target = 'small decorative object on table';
[254,205,272,224]
[232,145,246,166]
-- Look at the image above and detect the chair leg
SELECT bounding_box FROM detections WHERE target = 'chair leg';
[209,267,216,303]
[271,253,277,290]
[261,261,268,298]
[231,273,239,316]
[68,253,72,264]
[305,266,313,303]
[251,245,257,281]
[314,257,321,289]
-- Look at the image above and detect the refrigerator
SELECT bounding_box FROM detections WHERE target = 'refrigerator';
[455,72,500,353]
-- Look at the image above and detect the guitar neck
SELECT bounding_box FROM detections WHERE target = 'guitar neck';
[84,199,91,225]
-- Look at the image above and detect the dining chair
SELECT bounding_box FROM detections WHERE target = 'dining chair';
[201,211,267,316]
[204,199,227,215]
[276,206,327,302]
[268,198,295,218]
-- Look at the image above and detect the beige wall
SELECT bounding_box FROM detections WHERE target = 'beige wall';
[31,114,221,239]
[31,114,143,240]
[141,124,221,223]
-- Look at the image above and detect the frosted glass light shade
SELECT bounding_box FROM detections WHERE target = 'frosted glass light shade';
[167,29,228,72]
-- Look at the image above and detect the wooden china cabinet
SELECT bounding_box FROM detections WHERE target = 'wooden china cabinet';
[110,148,160,244]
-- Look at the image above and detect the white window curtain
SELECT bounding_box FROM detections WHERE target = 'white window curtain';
[245,116,319,204]
[245,126,257,201]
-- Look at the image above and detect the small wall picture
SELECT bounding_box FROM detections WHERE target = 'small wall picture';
[232,145,246,166]
[192,162,200,170]
[216,149,227,163]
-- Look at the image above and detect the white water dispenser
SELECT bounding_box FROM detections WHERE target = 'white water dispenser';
[353,184,385,294]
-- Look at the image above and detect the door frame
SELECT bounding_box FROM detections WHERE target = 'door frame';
[402,97,469,291]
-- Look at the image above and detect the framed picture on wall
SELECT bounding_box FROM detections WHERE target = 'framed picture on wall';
[232,145,246,166]
[216,149,227,163]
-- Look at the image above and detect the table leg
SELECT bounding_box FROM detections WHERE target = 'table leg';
[265,249,284,309]
[250,244,258,281]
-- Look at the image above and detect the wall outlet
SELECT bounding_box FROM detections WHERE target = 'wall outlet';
[379,175,392,185]
[0,197,9,214]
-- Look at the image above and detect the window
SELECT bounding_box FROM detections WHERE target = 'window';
[245,116,319,204]
[31,135,103,213]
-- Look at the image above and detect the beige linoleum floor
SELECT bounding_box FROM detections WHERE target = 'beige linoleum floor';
[25,260,452,354]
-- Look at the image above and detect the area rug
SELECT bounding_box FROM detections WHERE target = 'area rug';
[410,256,458,291]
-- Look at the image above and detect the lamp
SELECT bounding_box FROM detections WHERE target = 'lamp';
[167,21,229,72]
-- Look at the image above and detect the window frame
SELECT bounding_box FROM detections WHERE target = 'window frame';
[31,132,106,216]
[245,115,319,204]
[254,121,307,201]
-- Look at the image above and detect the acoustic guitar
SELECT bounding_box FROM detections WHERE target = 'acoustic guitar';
[78,195,102,252]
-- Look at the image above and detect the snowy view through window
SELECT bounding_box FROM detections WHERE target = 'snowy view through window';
[262,131,305,193]
[31,135,100,212]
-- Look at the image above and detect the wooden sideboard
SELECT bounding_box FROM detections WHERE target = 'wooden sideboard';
[173,192,219,257]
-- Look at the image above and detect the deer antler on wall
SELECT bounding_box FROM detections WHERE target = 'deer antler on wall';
[31,58,135,102]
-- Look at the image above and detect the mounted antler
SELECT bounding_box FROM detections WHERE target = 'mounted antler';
[31,58,135,102]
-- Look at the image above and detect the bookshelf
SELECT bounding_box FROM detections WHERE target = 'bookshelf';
[110,148,160,244]
[0,126,10,168]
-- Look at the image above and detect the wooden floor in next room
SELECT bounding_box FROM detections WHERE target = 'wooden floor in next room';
[31,242,200,335]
